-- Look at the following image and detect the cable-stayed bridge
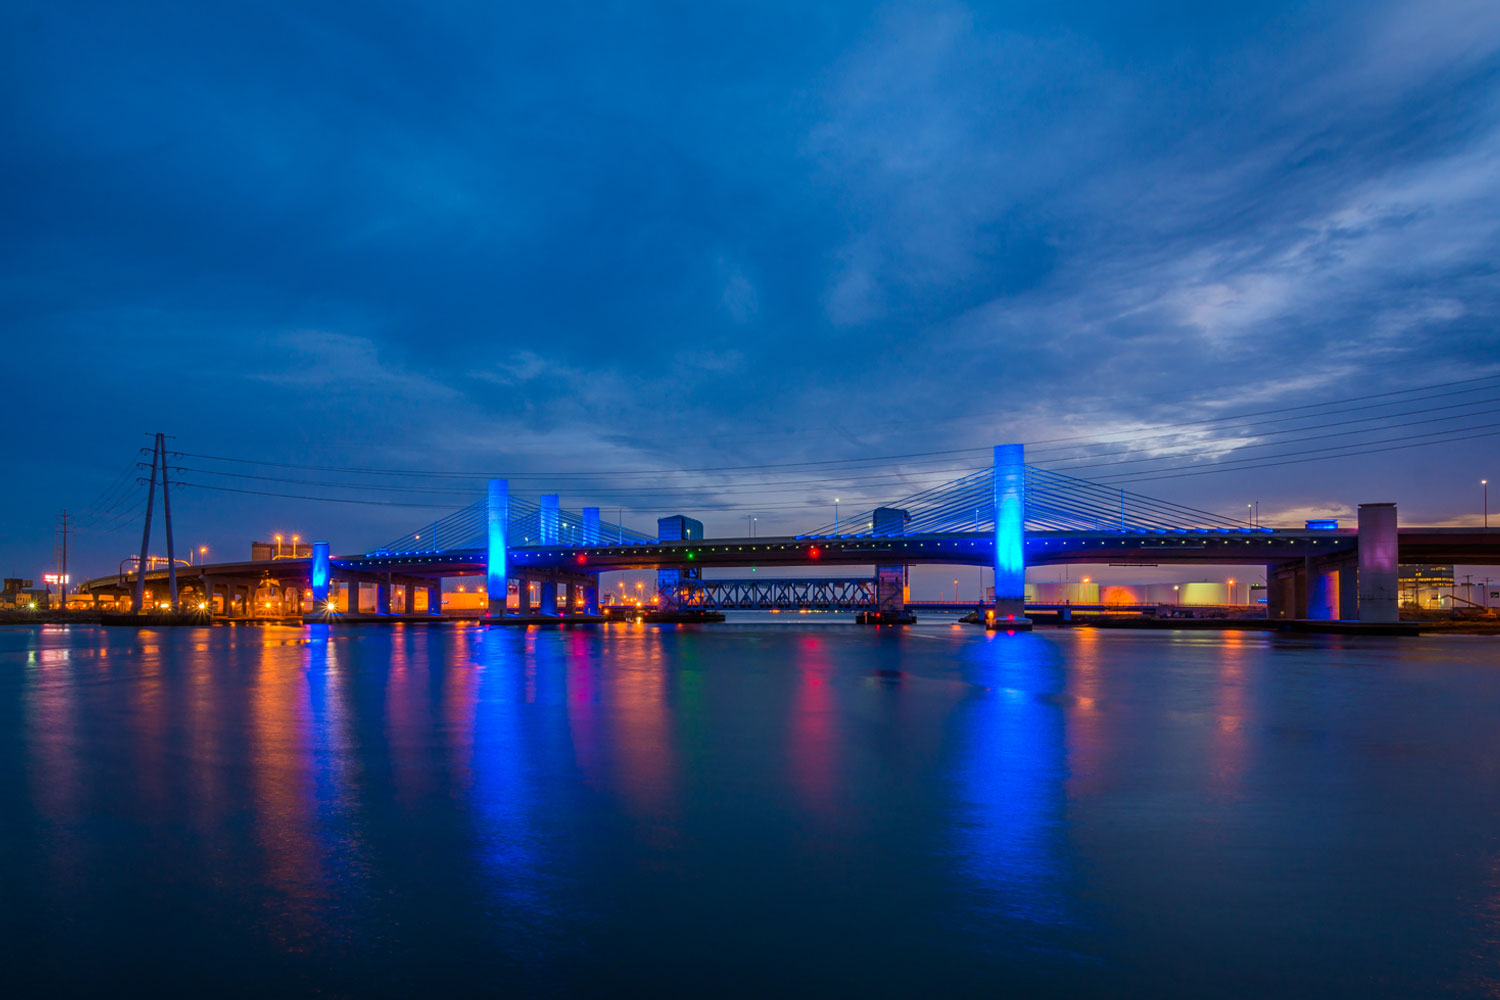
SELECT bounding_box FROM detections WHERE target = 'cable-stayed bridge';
[83,443,1497,625]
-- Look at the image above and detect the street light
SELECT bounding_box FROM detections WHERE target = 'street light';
[1228,578,1237,604]
[274,534,283,559]
[834,498,840,534]
[1484,480,1489,529]
[292,534,300,556]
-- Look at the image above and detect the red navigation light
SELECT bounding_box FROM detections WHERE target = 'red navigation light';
[575,554,587,565]
[808,546,821,559]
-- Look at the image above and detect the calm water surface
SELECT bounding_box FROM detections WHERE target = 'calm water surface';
[3,621,1499,996]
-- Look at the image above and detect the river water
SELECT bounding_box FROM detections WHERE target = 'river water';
[2,620,1498,996]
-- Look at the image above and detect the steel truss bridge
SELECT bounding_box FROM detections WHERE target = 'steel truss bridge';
[674,577,875,611]
[84,444,1499,624]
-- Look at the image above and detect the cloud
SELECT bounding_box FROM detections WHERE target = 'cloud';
[3,0,1499,569]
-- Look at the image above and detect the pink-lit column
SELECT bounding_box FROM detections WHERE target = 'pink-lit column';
[1357,503,1398,622]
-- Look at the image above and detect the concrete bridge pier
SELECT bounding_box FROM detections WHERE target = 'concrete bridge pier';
[857,564,914,625]
[1358,503,1399,623]
[1306,556,1338,621]
[584,581,600,616]
[311,541,330,610]
[516,578,532,614]
[376,575,392,615]
[1267,561,1307,619]
[426,582,441,615]
[486,478,509,618]
[991,443,1031,628]
[539,579,558,616]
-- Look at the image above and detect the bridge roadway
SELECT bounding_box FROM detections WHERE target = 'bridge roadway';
[82,527,1495,599]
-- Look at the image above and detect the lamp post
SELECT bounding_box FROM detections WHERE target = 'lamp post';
[274,534,283,559]
[834,498,840,534]
[1484,480,1489,529]
[1228,578,1237,605]
[292,534,300,557]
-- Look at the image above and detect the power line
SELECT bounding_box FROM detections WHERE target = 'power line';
[1042,401,1500,476]
[1101,426,1500,484]
[168,371,1500,482]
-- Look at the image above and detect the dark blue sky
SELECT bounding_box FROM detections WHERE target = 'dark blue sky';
[3,1,1498,580]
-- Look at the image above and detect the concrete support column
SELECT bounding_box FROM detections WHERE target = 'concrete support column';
[516,578,531,614]
[346,580,360,614]
[1306,557,1337,621]
[1357,502,1399,622]
[540,579,558,616]
[875,565,906,614]
[376,575,391,615]
[426,582,442,615]
[584,581,600,616]
[992,443,1027,619]
[487,478,509,617]
[1267,564,1289,619]
[1338,563,1358,622]
[311,541,330,609]
[566,582,577,615]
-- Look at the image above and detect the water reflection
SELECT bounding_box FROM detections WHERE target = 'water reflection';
[250,632,322,947]
[5,623,1500,995]
[954,632,1080,951]
[789,635,838,821]
[470,627,549,916]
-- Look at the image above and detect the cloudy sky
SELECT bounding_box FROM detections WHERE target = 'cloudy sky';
[3,0,1497,581]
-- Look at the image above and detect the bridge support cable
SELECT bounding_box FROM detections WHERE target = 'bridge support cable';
[379,494,651,554]
[799,462,1264,537]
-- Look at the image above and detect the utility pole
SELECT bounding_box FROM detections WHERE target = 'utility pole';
[161,434,178,610]
[132,432,179,613]
[133,437,160,613]
[56,510,70,609]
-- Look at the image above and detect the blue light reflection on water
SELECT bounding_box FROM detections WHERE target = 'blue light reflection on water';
[4,622,1500,995]
[952,631,1083,960]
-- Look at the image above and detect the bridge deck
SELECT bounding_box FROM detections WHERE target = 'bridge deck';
[81,528,1496,596]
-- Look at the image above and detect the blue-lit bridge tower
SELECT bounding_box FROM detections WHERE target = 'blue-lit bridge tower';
[993,443,1027,621]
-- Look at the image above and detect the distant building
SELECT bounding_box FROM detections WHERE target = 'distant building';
[250,540,313,562]
[1400,565,1454,608]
